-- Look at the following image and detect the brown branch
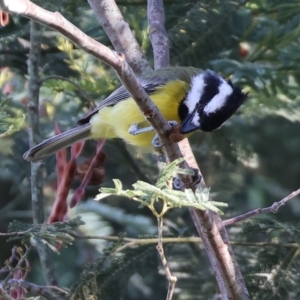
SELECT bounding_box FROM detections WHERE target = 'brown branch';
[87,0,151,75]
[178,139,251,299]
[147,0,170,69]
[223,187,300,227]
[0,0,125,69]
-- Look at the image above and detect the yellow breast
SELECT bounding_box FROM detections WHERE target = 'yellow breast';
[89,80,189,147]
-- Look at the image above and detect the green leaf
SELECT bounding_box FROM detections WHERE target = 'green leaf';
[156,158,184,188]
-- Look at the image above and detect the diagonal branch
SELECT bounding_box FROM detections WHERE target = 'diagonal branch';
[0,0,124,69]
[87,0,151,75]
[178,139,250,299]
[0,0,184,168]
[223,187,300,226]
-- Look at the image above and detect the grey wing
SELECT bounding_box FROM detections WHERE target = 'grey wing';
[77,79,158,125]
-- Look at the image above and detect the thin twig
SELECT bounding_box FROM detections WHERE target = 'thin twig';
[70,233,300,250]
[39,75,96,107]
[27,19,57,286]
[2,246,32,287]
[156,217,177,300]
[232,242,299,248]
[0,228,32,236]
[5,279,65,300]
[41,285,69,295]
[223,188,300,227]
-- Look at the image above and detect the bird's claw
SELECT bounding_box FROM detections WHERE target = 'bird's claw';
[129,121,178,149]
[172,168,202,190]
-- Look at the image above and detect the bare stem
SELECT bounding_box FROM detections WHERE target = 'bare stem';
[5,279,65,300]
[27,19,57,286]
[72,234,300,251]
[178,139,251,300]
[0,0,126,68]
[223,187,300,226]
[0,228,32,236]
[156,217,177,300]
[2,246,32,287]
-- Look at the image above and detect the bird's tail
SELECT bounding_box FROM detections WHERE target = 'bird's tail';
[23,123,92,162]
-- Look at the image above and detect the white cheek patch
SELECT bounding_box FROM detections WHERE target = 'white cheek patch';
[184,73,206,113]
[191,113,200,126]
[203,80,233,115]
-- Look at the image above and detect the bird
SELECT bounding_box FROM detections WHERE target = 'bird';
[23,67,248,162]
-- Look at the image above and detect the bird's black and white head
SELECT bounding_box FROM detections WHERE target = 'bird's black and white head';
[180,70,248,134]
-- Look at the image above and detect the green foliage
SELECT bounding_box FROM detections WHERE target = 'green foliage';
[0,95,13,134]
[96,159,227,216]
[167,0,244,67]
[243,218,300,244]
[210,1,300,118]
[0,94,25,137]
[239,218,300,299]
[70,241,158,300]
[7,217,85,252]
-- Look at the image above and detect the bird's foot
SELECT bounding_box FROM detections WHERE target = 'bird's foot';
[173,168,202,190]
[128,123,154,135]
[151,121,178,148]
[128,121,178,148]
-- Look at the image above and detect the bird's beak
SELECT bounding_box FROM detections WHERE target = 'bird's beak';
[180,109,199,134]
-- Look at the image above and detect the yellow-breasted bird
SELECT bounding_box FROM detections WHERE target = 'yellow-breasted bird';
[23,67,248,162]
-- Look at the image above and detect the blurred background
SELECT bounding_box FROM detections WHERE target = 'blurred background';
[1,0,300,299]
